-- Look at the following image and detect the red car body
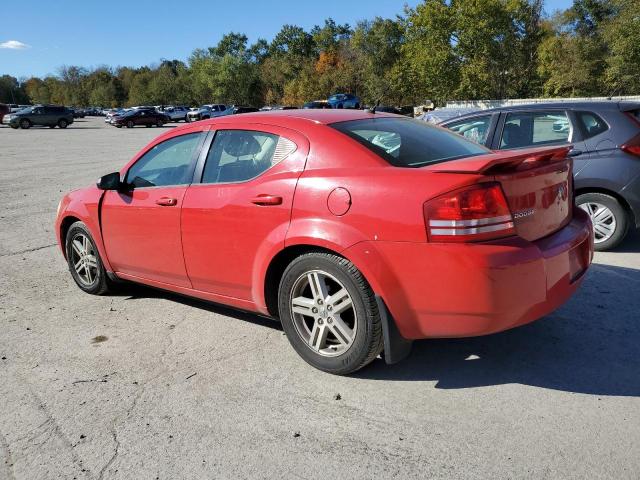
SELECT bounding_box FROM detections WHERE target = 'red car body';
[55,110,593,358]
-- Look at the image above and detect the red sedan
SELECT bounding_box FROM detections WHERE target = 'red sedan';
[55,110,593,374]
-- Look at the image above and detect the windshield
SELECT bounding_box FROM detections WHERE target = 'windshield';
[330,117,489,168]
[17,107,34,114]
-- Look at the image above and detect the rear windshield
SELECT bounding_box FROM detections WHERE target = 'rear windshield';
[330,117,489,168]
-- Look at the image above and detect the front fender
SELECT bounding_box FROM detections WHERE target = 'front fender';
[55,188,113,272]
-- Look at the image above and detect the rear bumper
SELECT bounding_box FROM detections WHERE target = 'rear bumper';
[345,209,593,340]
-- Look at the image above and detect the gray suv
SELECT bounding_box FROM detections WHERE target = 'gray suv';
[440,101,640,251]
[2,105,74,129]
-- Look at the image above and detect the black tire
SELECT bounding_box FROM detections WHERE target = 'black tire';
[10,124,19,129]
[278,252,383,375]
[58,119,68,129]
[156,119,163,127]
[576,192,629,251]
[145,124,152,128]
[20,119,30,129]
[64,221,112,295]
[355,103,360,109]
[127,120,134,128]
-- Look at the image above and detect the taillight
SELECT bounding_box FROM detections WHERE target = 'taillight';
[621,132,640,157]
[424,182,515,242]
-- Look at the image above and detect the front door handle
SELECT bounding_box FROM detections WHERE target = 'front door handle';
[155,197,177,206]
[251,194,283,206]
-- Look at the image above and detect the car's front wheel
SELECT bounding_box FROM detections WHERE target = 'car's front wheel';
[576,192,629,251]
[278,252,383,375]
[19,119,30,129]
[65,221,111,295]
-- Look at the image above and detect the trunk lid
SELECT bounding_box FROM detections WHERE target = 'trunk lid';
[428,146,573,241]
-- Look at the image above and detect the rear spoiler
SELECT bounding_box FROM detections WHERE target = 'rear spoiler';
[428,145,571,174]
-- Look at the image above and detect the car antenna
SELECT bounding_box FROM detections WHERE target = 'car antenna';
[371,97,382,114]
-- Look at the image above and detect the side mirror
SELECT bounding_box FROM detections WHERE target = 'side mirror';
[97,172,121,190]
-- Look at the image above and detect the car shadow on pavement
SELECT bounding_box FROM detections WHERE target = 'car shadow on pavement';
[358,263,640,397]
[118,283,282,332]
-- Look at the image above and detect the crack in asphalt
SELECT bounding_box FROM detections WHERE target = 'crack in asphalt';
[96,431,119,480]
[26,385,91,479]
[0,430,16,480]
[0,243,57,258]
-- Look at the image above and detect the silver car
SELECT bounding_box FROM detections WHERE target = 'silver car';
[187,104,227,122]
[159,106,190,122]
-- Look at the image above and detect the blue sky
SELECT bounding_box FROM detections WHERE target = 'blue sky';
[1,0,574,78]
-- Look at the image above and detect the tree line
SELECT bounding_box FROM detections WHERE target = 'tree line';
[0,0,637,108]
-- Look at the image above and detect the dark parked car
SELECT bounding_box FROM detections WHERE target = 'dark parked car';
[0,104,9,123]
[440,101,640,250]
[303,100,330,109]
[225,105,259,115]
[70,108,85,119]
[327,93,361,109]
[2,105,74,129]
[112,108,169,128]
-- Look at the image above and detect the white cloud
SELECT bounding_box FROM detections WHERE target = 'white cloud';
[0,40,31,50]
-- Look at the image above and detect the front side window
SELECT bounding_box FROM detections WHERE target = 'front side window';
[126,132,203,188]
[500,111,571,149]
[201,130,296,184]
[446,115,493,145]
[577,111,608,139]
[330,117,488,168]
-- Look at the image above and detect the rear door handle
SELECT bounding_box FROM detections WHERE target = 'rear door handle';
[155,197,177,206]
[251,194,283,206]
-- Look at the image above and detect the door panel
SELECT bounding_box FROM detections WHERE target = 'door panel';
[101,131,206,286]
[102,187,191,286]
[181,125,309,300]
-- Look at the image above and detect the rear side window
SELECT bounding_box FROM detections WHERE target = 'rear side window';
[500,111,571,149]
[201,130,296,184]
[576,111,608,139]
[446,115,493,145]
[330,117,488,168]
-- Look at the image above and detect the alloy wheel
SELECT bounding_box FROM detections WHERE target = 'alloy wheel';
[70,233,99,286]
[579,202,616,243]
[290,270,357,357]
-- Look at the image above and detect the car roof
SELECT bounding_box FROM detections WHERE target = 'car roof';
[438,100,640,124]
[203,109,395,126]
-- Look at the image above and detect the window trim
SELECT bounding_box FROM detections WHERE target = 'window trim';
[123,131,207,190]
[193,128,292,186]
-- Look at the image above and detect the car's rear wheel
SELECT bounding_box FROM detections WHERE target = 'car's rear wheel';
[156,119,163,127]
[576,192,629,251]
[20,119,30,129]
[127,120,134,128]
[278,252,383,375]
[58,119,68,129]
[64,221,111,295]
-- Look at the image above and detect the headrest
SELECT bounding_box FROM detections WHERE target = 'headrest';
[222,133,262,157]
